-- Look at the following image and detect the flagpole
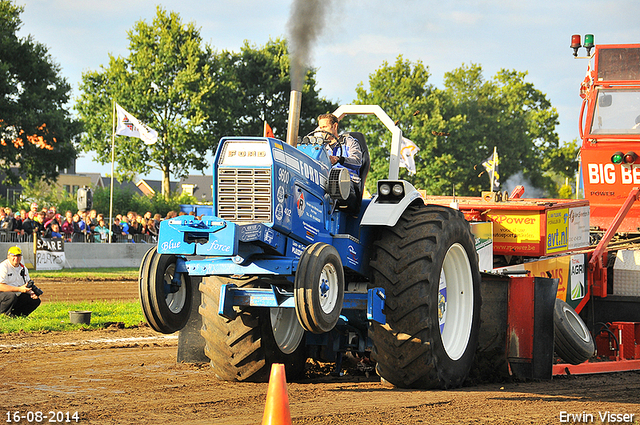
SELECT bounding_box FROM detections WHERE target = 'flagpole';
[109,100,116,244]
[491,146,497,192]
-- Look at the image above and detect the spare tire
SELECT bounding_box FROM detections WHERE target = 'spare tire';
[554,299,595,365]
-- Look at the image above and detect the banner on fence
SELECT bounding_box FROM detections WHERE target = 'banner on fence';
[36,237,66,270]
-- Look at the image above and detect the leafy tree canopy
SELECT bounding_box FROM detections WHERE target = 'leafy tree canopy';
[350,57,577,197]
[442,64,569,195]
[350,56,468,195]
[76,10,336,196]
[0,0,78,186]
[218,38,336,139]
[76,6,225,195]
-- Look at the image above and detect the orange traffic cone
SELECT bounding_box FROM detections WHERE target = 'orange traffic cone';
[261,363,292,425]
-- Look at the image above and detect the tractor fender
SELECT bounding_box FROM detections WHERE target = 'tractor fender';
[360,181,424,227]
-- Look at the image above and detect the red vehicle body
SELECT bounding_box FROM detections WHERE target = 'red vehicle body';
[419,38,640,377]
[579,43,640,232]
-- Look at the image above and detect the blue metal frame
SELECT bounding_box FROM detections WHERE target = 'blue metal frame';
[218,283,386,325]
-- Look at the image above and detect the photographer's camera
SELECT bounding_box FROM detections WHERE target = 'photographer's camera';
[26,280,44,297]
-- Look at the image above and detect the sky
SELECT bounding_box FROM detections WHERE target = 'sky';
[16,0,640,182]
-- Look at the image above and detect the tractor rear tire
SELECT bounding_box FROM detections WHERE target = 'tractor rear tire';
[369,204,482,389]
[199,276,307,382]
[139,247,192,334]
[554,299,595,365]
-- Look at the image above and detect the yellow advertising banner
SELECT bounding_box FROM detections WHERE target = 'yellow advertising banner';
[523,256,571,302]
[486,211,541,255]
[546,208,569,254]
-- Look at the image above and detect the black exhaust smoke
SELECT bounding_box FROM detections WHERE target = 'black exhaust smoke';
[285,0,332,146]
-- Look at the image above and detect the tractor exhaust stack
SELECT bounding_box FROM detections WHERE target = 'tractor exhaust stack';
[286,90,302,147]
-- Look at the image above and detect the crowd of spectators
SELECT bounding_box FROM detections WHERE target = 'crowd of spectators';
[0,203,186,243]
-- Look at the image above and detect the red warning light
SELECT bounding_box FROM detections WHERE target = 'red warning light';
[624,151,638,164]
[571,34,582,57]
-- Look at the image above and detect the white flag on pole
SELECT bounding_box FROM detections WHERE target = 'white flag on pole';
[115,103,158,145]
[399,137,419,174]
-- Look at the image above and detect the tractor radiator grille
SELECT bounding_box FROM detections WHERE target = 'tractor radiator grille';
[217,168,272,223]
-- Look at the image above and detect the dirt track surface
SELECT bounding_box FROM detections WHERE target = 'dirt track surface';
[1,328,639,425]
[2,280,640,424]
[36,277,138,303]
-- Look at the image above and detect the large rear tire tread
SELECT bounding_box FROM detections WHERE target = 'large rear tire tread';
[554,299,595,365]
[369,204,482,389]
[199,276,307,382]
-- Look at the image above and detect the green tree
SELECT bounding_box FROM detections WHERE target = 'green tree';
[350,56,461,195]
[540,138,580,198]
[217,38,336,139]
[0,0,78,186]
[442,64,566,196]
[89,187,195,218]
[352,58,571,196]
[76,7,231,196]
[17,177,74,212]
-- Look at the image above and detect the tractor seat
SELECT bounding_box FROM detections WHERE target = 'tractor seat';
[346,132,370,198]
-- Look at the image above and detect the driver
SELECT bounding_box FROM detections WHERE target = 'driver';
[317,113,363,213]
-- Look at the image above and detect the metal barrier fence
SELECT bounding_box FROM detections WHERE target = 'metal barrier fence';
[0,231,157,245]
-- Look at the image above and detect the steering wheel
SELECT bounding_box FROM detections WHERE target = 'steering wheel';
[300,129,344,159]
[300,129,334,145]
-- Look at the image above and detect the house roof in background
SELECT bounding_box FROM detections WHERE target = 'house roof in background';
[74,172,104,188]
[179,175,213,202]
[99,177,143,195]
[136,179,179,196]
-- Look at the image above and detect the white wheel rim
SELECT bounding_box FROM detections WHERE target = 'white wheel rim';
[319,262,339,314]
[270,307,304,354]
[439,243,474,361]
[164,263,187,314]
[563,305,590,342]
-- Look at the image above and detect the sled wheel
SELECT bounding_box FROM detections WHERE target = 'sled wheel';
[554,298,595,365]
[369,204,482,389]
[199,276,307,381]
[295,242,345,334]
[138,246,192,334]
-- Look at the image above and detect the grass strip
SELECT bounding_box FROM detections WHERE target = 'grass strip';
[0,300,145,334]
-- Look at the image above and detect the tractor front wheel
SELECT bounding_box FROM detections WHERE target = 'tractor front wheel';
[295,242,345,334]
[139,247,192,334]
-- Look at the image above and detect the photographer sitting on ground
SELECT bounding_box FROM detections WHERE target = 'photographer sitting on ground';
[0,246,42,317]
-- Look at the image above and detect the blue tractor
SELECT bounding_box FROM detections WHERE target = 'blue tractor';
[139,103,482,389]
